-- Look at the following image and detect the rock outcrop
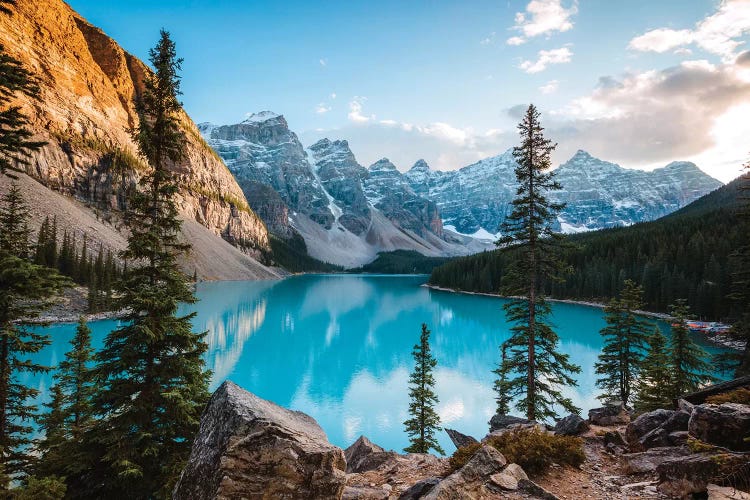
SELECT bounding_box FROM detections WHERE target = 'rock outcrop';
[554,414,589,436]
[688,403,750,452]
[344,436,398,474]
[173,381,346,499]
[421,445,508,499]
[445,428,479,450]
[626,409,690,451]
[0,0,272,278]
[588,403,630,426]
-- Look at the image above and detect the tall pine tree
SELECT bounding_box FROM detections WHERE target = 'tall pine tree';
[721,160,750,375]
[669,299,712,398]
[403,324,444,455]
[0,187,66,489]
[37,317,95,490]
[594,280,651,406]
[494,104,580,421]
[86,30,210,498]
[633,326,674,413]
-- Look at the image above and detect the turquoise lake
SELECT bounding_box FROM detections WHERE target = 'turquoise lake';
[28,274,728,454]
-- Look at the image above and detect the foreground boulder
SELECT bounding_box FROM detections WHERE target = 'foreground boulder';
[445,429,478,449]
[626,409,690,451]
[344,436,397,473]
[589,402,629,426]
[688,402,750,452]
[554,414,589,436]
[422,445,508,499]
[173,381,346,499]
[657,452,748,498]
[488,414,532,432]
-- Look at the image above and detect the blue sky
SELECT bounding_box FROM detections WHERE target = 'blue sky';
[67,0,750,181]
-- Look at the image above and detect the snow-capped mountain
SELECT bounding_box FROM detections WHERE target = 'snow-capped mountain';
[199,113,490,267]
[201,112,722,266]
[404,149,723,235]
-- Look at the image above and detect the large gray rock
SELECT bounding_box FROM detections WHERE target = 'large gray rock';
[626,409,691,451]
[398,478,441,500]
[445,428,478,450]
[488,414,532,432]
[422,445,508,499]
[656,453,748,498]
[173,381,346,500]
[344,435,397,473]
[688,403,750,452]
[621,446,691,474]
[554,414,589,436]
[589,402,630,426]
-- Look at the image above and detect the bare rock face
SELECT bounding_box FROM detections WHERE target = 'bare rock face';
[0,0,270,261]
[621,446,691,475]
[588,402,630,426]
[421,445,507,499]
[554,414,589,436]
[656,453,748,498]
[172,381,346,500]
[626,409,690,451]
[688,403,750,452]
[344,436,398,474]
[445,429,479,450]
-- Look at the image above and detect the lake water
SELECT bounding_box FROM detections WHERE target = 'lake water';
[29,274,728,454]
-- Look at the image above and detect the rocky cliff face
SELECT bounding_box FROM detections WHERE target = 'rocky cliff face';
[201,115,488,268]
[0,0,270,258]
[405,150,723,235]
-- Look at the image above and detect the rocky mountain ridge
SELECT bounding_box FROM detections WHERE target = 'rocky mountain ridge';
[200,113,490,268]
[404,149,723,236]
[0,0,275,279]
[203,112,721,267]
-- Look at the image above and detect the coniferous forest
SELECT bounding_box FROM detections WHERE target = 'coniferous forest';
[429,177,746,321]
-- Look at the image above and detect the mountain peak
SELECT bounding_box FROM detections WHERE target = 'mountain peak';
[241,111,282,124]
[369,158,398,171]
[411,159,431,171]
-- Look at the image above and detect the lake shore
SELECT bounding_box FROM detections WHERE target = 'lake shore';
[423,283,745,352]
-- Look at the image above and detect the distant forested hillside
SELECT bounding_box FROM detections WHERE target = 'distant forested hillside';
[349,250,451,274]
[429,178,746,321]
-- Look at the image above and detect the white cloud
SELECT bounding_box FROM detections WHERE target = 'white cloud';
[330,93,337,99]
[552,57,750,181]
[347,96,374,123]
[539,79,560,94]
[628,0,750,61]
[379,119,397,126]
[508,0,578,45]
[319,58,328,66]
[315,103,331,114]
[520,46,573,73]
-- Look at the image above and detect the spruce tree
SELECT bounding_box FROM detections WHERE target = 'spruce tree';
[0,187,66,489]
[492,341,511,415]
[669,299,712,398]
[86,30,210,498]
[721,161,750,375]
[594,280,651,406]
[494,104,580,421]
[37,317,95,487]
[633,326,673,413]
[403,324,444,455]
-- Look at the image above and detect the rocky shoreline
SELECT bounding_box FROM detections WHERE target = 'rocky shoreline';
[423,284,745,352]
[172,380,750,499]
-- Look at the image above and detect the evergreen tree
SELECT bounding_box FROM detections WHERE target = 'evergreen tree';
[669,299,712,398]
[494,104,580,421]
[594,280,651,406]
[86,30,210,498]
[633,326,673,413]
[0,0,46,174]
[403,324,444,455]
[0,188,66,489]
[37,317,95,486]
[721,160,750,375]
[492,341,511,415]
[34,216,50,266]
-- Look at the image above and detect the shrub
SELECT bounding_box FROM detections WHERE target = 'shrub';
[485,427,585,475]
[706,387,750,405]
[448,442,482,472]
